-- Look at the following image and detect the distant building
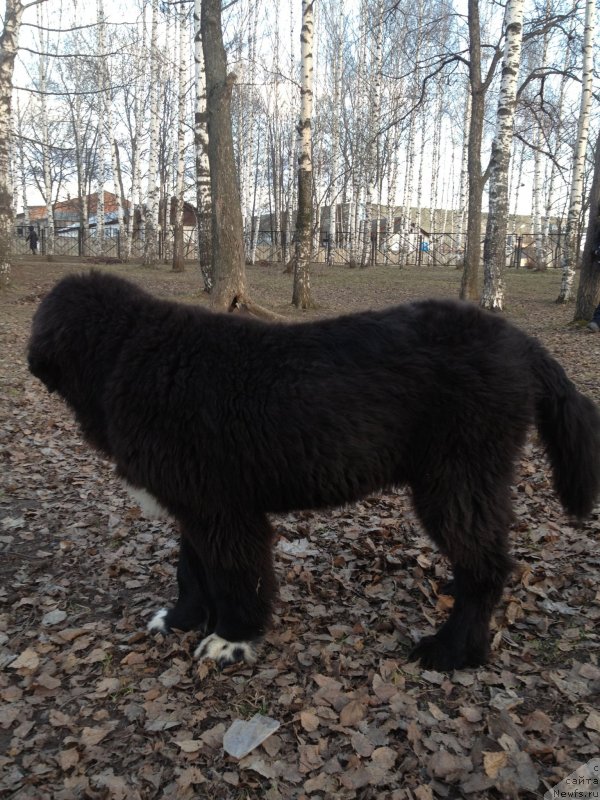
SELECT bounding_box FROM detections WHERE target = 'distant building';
[16,192,130,235]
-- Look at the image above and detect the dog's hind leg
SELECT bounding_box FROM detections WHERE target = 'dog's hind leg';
[148,532,214,635]
[409,469,514,670]
[192,512,277,668]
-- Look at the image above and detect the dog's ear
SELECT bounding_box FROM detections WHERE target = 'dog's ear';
[27,350,61,394]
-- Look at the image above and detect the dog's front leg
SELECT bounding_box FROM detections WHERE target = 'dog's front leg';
[192,511,277,669]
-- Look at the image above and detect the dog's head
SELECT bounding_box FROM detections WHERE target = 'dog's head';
[27,296,61,392]
[28,292,65,394]
[27,271,145,455]
[27,347,61,394]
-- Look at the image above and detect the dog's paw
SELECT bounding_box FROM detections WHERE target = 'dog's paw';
[147,608,169,634]
[410,634,488,671]
[194,633,258,668]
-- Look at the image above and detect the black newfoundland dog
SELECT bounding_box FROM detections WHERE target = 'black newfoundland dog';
[28,272,600,670]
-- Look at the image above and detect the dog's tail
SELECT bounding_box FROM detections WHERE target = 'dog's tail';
[530,341,600,519]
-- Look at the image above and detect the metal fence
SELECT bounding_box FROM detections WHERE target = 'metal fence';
[247,230,565,269]
[12,227,564,270]
[12,227,201,261]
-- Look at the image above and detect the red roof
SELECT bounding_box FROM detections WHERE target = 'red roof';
[21,192,130,222]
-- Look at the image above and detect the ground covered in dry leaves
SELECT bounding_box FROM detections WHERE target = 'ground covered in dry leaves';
[1,258,599,800]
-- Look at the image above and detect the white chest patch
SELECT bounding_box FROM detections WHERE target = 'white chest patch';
[123,482,170,520]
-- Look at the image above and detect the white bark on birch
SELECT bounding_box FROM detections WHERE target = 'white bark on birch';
[64,26,89,240]
[481,0,525,310]
[96,0,107,251]
[292,0,314,308]
[456,87,471,249]
[327,3,343,258]
[430,83,444,231]
[269,14,281,253]
[360,0,384,267]
[532,124,543,266]
[194,0,211,288]
[172,7,186,272]
[37,4,54,259]
[557,0,595,303]
[99,0,125,258]
[284,0,296,263]
[532,10,550,269]
[130,12,148,257]
[543,40,572,252]
[128,47,142,257]
[508,140,524,234]
[242,2,259,261]
[15,96,29,229]
[0,0,30,284]
[143,0,160,266]
[415,110,426,231]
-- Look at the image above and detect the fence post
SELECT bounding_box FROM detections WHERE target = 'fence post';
[515,235,522,269]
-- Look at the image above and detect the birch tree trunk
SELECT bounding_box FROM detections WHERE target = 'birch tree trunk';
[64,51,88,242]
[268,14,281,254]
[172,7,186,273]
[327,3,343,261]
[95,0,107,252]
[128,14,147,259]
[96,127,105,251]
[415,109,426,232]
[201,0,246,310]
[284,114,295,263]
[402,111,416,235]
[429,83,444,232]
[292,0,315,308]
[574,125,600,321]
[532,125,544,267]
[0,0,29,285]
[98,0,125,259]
[543,40,571,256]
[456,86,471,256]
[386,135,399,263]
[460,0,487,301]
[481,0,524,310]
[282,0,296,264]
[509,140,524,234]
[242,2,258,261]
[360,0,384,268]
[107,131,125,257]
[143,0,160,267]
[194,0,212,290]
[557,0,595,303]
[128,74,141,258]
[350,0,368,263]
[531,10,551,270]
[37,4,54,260]
[15,96,29,235]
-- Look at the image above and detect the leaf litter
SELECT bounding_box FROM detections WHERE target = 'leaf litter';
[1,260,599,799]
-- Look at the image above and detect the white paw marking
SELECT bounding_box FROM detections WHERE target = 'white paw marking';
[147,608,169,633]
[194,633,258,667]
[123,482,170,520]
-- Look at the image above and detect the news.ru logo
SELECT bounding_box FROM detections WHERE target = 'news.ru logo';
[545,759,600,800]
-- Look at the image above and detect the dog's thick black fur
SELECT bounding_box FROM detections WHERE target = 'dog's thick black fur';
[28,272,600,670]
